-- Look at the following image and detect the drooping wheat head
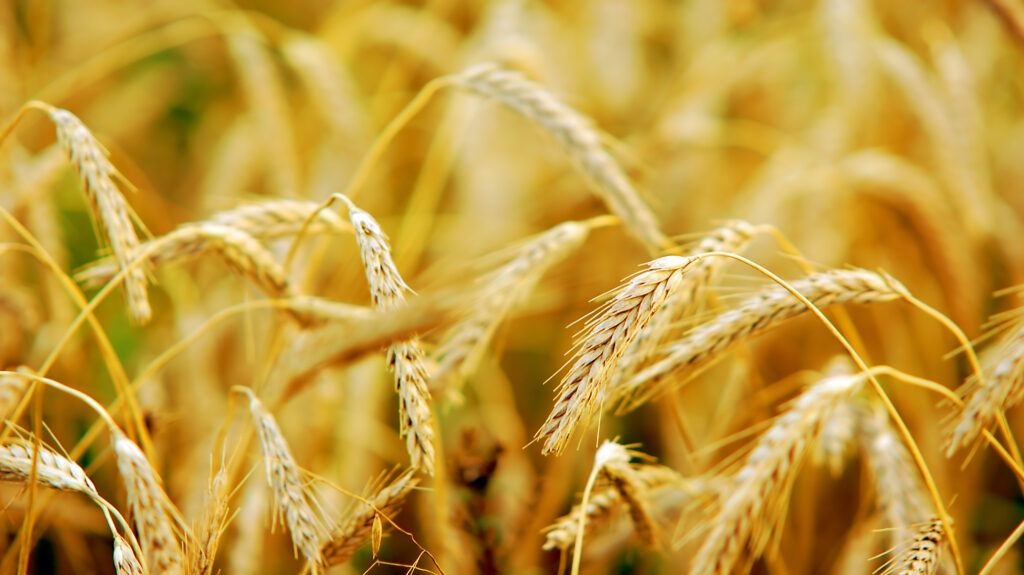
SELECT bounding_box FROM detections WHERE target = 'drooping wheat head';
[689,370,868,575]
[241,388,332,569]
[453,64,671,254]
[112,432,185,575]
[614,268,909,412]
[342,196,436,475]
[535,255,697,455]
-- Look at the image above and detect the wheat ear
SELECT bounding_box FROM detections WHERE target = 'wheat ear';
[113,534,146,575]
[113,432,185,575]
[239,388,331,569]
[542,464,684,551]
[689,370,868,575]
[453,64,670,254]
[433,220,591,392]
[76,200,345,288]
[322,469,419,567]
[616,220,760,383]
[947,320,1024,455]
[78,223,293,297]
[0,442,98,497]
[535,255,696,455]
[340,196,436,475]
[42,104,150,322]
[885,519,945,575]
[857,404,933,545]
[614,268,908,411]
[188,468,230,575]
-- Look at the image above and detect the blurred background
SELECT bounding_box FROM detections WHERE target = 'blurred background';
[2,0,1024,573]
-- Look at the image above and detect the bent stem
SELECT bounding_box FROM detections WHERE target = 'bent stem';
[685,251,965,575]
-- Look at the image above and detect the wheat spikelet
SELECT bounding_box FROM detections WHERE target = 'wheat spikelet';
[113,534,146,575]
[689,370,868,575]
[616,220,759,384]
[322,469,418,567]
[342,197,436,475]
[535,255,697,454]
[0,442,98,497]
[885,519,945,575]
[79,223,293,302]
[947,319,1024,455]
[188,469,230,575]
[112,432,185,575]
[77,199,345,289]
[45,105,150,323]
[614,269,909,411]
[601,461,660,548]
[453,64,670,253]
[857,404,933,546]
[542,464,684,551]
[242,388,331,569]
[433,220,590,392]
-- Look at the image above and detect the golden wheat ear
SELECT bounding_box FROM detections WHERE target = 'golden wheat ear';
[535,255,696,455]
[453,64,671,254]
[112,432,186,575]
[38,103,152,323]
[339,195,437,476]
[238,387,332,569]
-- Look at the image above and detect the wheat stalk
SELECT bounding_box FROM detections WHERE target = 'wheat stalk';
[240,388,332,569]
[42,104,150,323]
[433,219,591,392]
[453,64,670,254]
[112,432,185,575]
[614,268,909,411]
[535,255,696,455]
[689,370,868,575]
[322,469,418,567]
[340,196,436,475]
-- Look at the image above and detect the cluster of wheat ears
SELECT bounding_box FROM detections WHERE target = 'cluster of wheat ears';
[2,1,1024,574]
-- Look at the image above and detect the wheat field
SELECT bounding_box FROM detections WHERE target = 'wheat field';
[1,0,1024,574]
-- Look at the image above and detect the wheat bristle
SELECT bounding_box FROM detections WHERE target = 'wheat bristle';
[887,519,945,575]
[322,469,418,567]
